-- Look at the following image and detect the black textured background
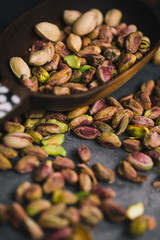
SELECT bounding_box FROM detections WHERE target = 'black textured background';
[0,1,160,240]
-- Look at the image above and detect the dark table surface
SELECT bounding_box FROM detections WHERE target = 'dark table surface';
[0,1,160,240]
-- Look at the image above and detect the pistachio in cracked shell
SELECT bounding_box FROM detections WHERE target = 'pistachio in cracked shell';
[10,57,30,79]
[35,22,60,42]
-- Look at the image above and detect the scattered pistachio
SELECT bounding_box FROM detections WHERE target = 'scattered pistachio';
[67,106,89,120]
[52,189,78,205]
[0,144,17,159]
[127,125,149,137]
[10,57,30,79]
[80,205,103,225]
[92,163,115,183]
[105,9,122,27]
[42,144,66,157]
[26,199,52,217]
[97,132,121,148]
[35,22,60,42]
[129,216,147,236]
[53,157,75,170]
[3,133,33,149]
[126,152,153,170]
[21,146,48,160]
[78,145,91,164]
[14,155,39,173]
[23,184,42,202]
[43,172,65,194]
[0,153,12,171]
[34,160,53,182]
[126,203,144,220]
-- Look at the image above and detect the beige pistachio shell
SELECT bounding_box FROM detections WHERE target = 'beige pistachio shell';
[67,33,82,52]
[105,9,122,27]
[73,11,97,36]
[29,50,50,66]
[90,8,103,26]
[63,10,82,25]
[35,22,60,42]
[9,57,30,79]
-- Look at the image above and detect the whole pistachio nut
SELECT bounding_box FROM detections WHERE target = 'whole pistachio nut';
[122,138,142,153]
[3,133,33,149]
[92,121,115,133]
[45,112,67,122]
[141,79,155,96]
[55,41,71,58]
[91,185,116,200]
[0,153,12,171]
[15,181,31,203]
[78,163,98,186]
[105,9,122,27]
[63,10,82,25]
[47,65,72,86]
[118,53,136,74]
[26,129,43,144]
[38,213,69,229]
[139,36,151,54]
[61,169,78,185]
[97,132,121,148]
[43,172,65,194]
[63,207,80,225]
[69,115,93,130]
[34,160,53,182]
[146,216,157,231]
[74,126,100,140]
[67,33,82,52]
[73,11,97,36]
[35,22,60,42]
[119,93,134,104]
[79,172,92,192]
[10,57,30,79]
[131,116,155,128]
[96,65,112,83]
[152,46,160,65]
[145,149,160,165]
[24,184,42,202]
[78,145,91,164]
[46,227,73,240]
[36,123,62,136]
[127,125,149,137]
[42,144,66,157]
[126,202,144,220]
[14,155,39,173]
[77,46,101,58]
[25,109,45,118]
[26,199,51,217]
[47,119,68,133]
[32,67,50,83]
[129,216,147,236]
[67,106,89,120]
[125,32,142,53]
[89,99,106,115]
[29,49,51,66]
[101,199,126,222]
[0,144,17,159]
[53,157,75,170]
[144,107,160,119]
[118,161,148,183]
[21,146,48,161]
[123,98,143,116]
[80,205,103,225]
[4,121,25,133]
[92,163,115,183]
[134,91,151,110]
[143,132,160,149]
[52,189,78,205]
[90,8,103,26]
[111,109,133,129]
[94,106,117,122]
[126,152,153,170]
[42,134,65,146]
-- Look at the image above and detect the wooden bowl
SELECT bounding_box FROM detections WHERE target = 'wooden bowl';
[0,0,159,123]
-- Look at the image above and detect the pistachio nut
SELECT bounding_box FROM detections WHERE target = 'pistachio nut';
[91,185,116,200]
[105,9,122,27]
[125,32,142,53]
[123,24,137,35]
[23,184,42,202]
[107,96,123,110]
[89,39,111,50]
[116,115,129,136]
[80,205,103,225]
[79,172,92,192]
[0,204,10,223]
[44,53,60,71]
[145,149,160,165]
[152,46,160,65]
[97,132,121,148]
[143,132,160,149]
[82,37,91,48]
[103,47,121,62]
[127,125,149,137]
[74,126,100,140]
[53,157,75,170]
[122,138,142,153]
[96,65,112,83]
[14,155,39,173]
[26,129,43,144]
[42,41,55,59]
[146,216,157,231]
[64,82,88,93]
[35,22,60,42]
[64,55,81,69]
[0,153,12,170]
[88,26,101,40]
[99,25,113,43]
[0,144,17,159]
[47,65,72,86]
[46,227,73,240]
[29,49,51,66]
[94,106,117,122]
[55,41,71,58]
[36,123,62,136]
[78,145,91,164]
[80,194,101,207]
[119,93,134,104]
[45,112,67,122]
[53,86,70,95]
[67,33,82,52]
[69,115,93,130]
[9,57,30,79]
[67,106,89,120]
[63,207,80,224]
[118,53,136,73]
[93,121,115,133]
[144,107,160,119]
[123,98,143,115]
[82,68,96,84]
[42,144,66,157]
[131,116,155,128]
[42,134,65,146]
[134,90,151,110]
[34,160,53,182]
[87,54,105,68]
[21,146,48,161]
[52,189,78,205]
[61,169,78,185]
[118,161,148,183]
[71,224,93,240]
[90,8,103,26]
[77,46,101,58]
[89,79,100,89]
[126,202,144,220]
[73,11,97,36]
[47,119,68,133]
[135,51,143,61]
[101,199,126,222]
[3,133,33,149]
[26,199,51,217]
[92,163,115,183]
[69,69,82,83]
[139,36,151,54]
[43,172,65,194]
[78,163,98,186]
[24,118,41,129]
[32,67,50,83]
[15,181,31,203]
[4,121,25,133]
[129,216,147,236]
[126,152,153,170]
[141,79,155,96]
[63,10,82,25]
[102,60,117,76]
[38,214,69,229]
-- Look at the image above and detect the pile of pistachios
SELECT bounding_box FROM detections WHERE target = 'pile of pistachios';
[9,8,151,95]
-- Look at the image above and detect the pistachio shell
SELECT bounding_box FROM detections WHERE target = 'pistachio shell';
[67,33,82,52]
[105,9,122,27]
[3,133,33,149]
[35,22,60,42]
[63,10,82,25]
[10,57,30,79]
[90,9,103,26]
[29,50,50,66]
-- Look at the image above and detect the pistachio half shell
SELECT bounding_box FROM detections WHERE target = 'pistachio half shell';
[10,57,30,79]
[35,22,60,42]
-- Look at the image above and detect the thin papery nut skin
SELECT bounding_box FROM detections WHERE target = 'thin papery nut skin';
[126,152,153,171]
[89,99,106,115]
[97,132,121,149]
[74,126,100,140]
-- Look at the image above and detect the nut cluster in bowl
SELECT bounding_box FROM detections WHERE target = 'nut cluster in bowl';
[9,8,150,95]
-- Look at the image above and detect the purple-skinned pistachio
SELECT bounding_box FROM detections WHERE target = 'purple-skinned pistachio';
[94,106,117,122]
[89,39,111,50]
[96,65,112,83]
[31,40,46,52]
[123,24,137,35]
[122,138,143,153]
[118,53,136,73]
[125,32,142,53]
[126,152,153,170]
[46,227,73,240]
[53,157,75,170]
[21,146,48,161]
[21,75,38,92]
[146,149,160,165]
[143,132,160,149]
[14,155,39,174]
[43,172,65,194]
[131,116,155,128]
[150,125,160,134]
[73,126,100,140]
[47,65,72,86]
[92,163,115,183]
[144,107,160,120]
[55,41,71,58]
[63,207,80,225]
[34,160,53,182]
[89,99,106,115]
[78,145,91,164]
[64,82,88,94]
[99,25,113,43]
[97,132,121,148]
[91,185,116,200]
[77,46,101,58]
[69,115,93,130]
[39,84,53,93]
[102,60,117,77]
[3,133,33,149]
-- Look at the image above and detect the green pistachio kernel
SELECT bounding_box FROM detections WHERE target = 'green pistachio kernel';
[78,65,92,73]
[46,119,68,133]
[64,55,81,69]
[42,144,66,157]
[42,134,65,146]
[127,125,149,137]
